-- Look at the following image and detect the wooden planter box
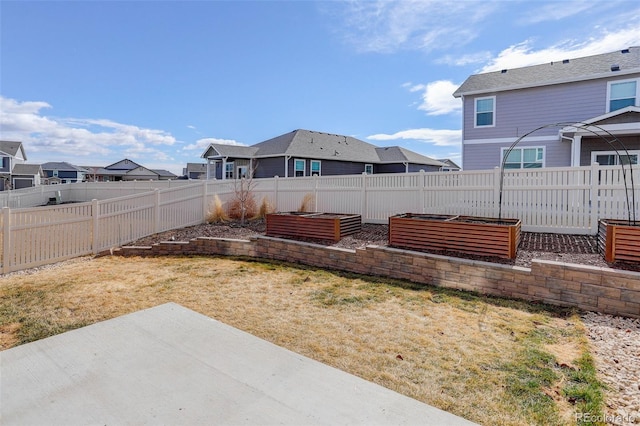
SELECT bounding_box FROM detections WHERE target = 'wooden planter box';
[266,212,361,242]
[389,213,521,259]
[598,219,640,263]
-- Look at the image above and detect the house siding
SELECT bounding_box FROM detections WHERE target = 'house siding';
[255,157,284,178]
[461,75,639,170]
[580,135,640,166]
[463,138,571,170]
[285,159,365,177]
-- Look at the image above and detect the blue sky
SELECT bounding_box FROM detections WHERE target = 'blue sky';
[1,1,639,176]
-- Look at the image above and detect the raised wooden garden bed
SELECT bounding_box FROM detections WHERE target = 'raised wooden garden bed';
[266,212,362,242]
[598,219,640,263]
[389,213,521,259]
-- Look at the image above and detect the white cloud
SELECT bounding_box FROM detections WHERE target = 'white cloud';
[411,80,461,116]
[183,137,246,152]
[518,1,607,25]
[328,0,496,53]
[479,26,640,73]
[367,128,461,147]
[0,95,177,165]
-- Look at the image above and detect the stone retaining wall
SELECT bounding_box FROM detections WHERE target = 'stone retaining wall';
[115,236,640,318]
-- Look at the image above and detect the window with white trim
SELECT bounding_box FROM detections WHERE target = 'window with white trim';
[502,147,544,169]
[591,150,639,166]
[364,164,373,174]
[225,162,234,179]
[310,160,321,176]
[294,159,305,177]
[475,96,495,127]
[607,79,638,112]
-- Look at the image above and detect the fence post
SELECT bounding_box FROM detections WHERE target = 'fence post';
[493,166,501,217]
[202,181,208,223]
[92,199,99,255]
[420,170,426,214]
[3,207,11,274]
[590,162,600,234]
[154,189,161,234]
[274,176,279,212]
[313,174,318,212]
[361,172,367,220]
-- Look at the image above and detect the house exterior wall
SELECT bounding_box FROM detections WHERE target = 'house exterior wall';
[461,74,638,170]
[463,138,572,170]
[580,135,640,166]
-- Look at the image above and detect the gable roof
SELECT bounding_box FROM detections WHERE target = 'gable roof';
[560,106,640,136]
[12,163,43,176]
[453,47,640,97]
[437,158,461,169]
[185,163,208,173]
[0,140,27,160]
[202,129,443,166]
[201,144,257,158]
[152,169,177,178]
[103,159,143,171]
[41,162,87,172]
[375,146,444,166]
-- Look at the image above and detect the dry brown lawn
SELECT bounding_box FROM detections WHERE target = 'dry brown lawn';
[0,255,601,425]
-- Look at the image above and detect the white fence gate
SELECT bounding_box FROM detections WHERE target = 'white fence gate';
[1,164,638,273]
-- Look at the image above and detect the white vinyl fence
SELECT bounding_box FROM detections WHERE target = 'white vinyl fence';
[1,164,638,273]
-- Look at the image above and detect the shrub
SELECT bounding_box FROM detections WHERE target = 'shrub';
[206,195,229,223]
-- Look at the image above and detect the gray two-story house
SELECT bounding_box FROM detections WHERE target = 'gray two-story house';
[0,140,28,191]
[41,162,88,184]
[453,47,640,170]
[201,129,445,179]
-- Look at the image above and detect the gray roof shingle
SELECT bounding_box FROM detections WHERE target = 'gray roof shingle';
[203,129,443,166]
[453,47,640,97]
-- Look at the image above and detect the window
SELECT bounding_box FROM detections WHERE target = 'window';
[475,96,495,127]
[364,164,373,174]
[237,165,248,179]
[225,162,234,179]
[310,160,321,176]
[502,147,544,169]
[294,159,305,177]
[592,150,639,166]
[608,79,638,112]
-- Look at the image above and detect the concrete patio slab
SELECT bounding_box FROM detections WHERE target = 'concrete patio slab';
[1,302,477,425]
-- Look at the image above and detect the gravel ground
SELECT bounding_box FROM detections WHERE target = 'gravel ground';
[582,312,640,425]
[131,220,640,422]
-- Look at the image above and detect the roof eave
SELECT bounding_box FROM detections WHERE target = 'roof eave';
[453,68,640,98]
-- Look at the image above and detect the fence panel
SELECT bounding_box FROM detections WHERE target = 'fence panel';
[95,192,157,252]
[3,203,94,273]
[423,170,497,217]
[2,165,639,273]
[499,167,595,234]
[158,184,206,232]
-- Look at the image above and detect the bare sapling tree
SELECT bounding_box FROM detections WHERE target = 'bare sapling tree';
[229,162,259,225]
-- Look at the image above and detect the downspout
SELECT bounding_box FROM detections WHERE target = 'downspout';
[284,156,291,178]
[222,157,228,180]
[561,133,579,167]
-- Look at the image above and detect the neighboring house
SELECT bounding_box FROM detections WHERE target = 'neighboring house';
[11,163,44,189]
[82,159,176,181]
[41,162,88,184]
[201,129,445,179]
[437,159,462,172]
[0,140,28,191]
[453,47,640,170]
[183,163,208,179]
[153,169,178,181]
